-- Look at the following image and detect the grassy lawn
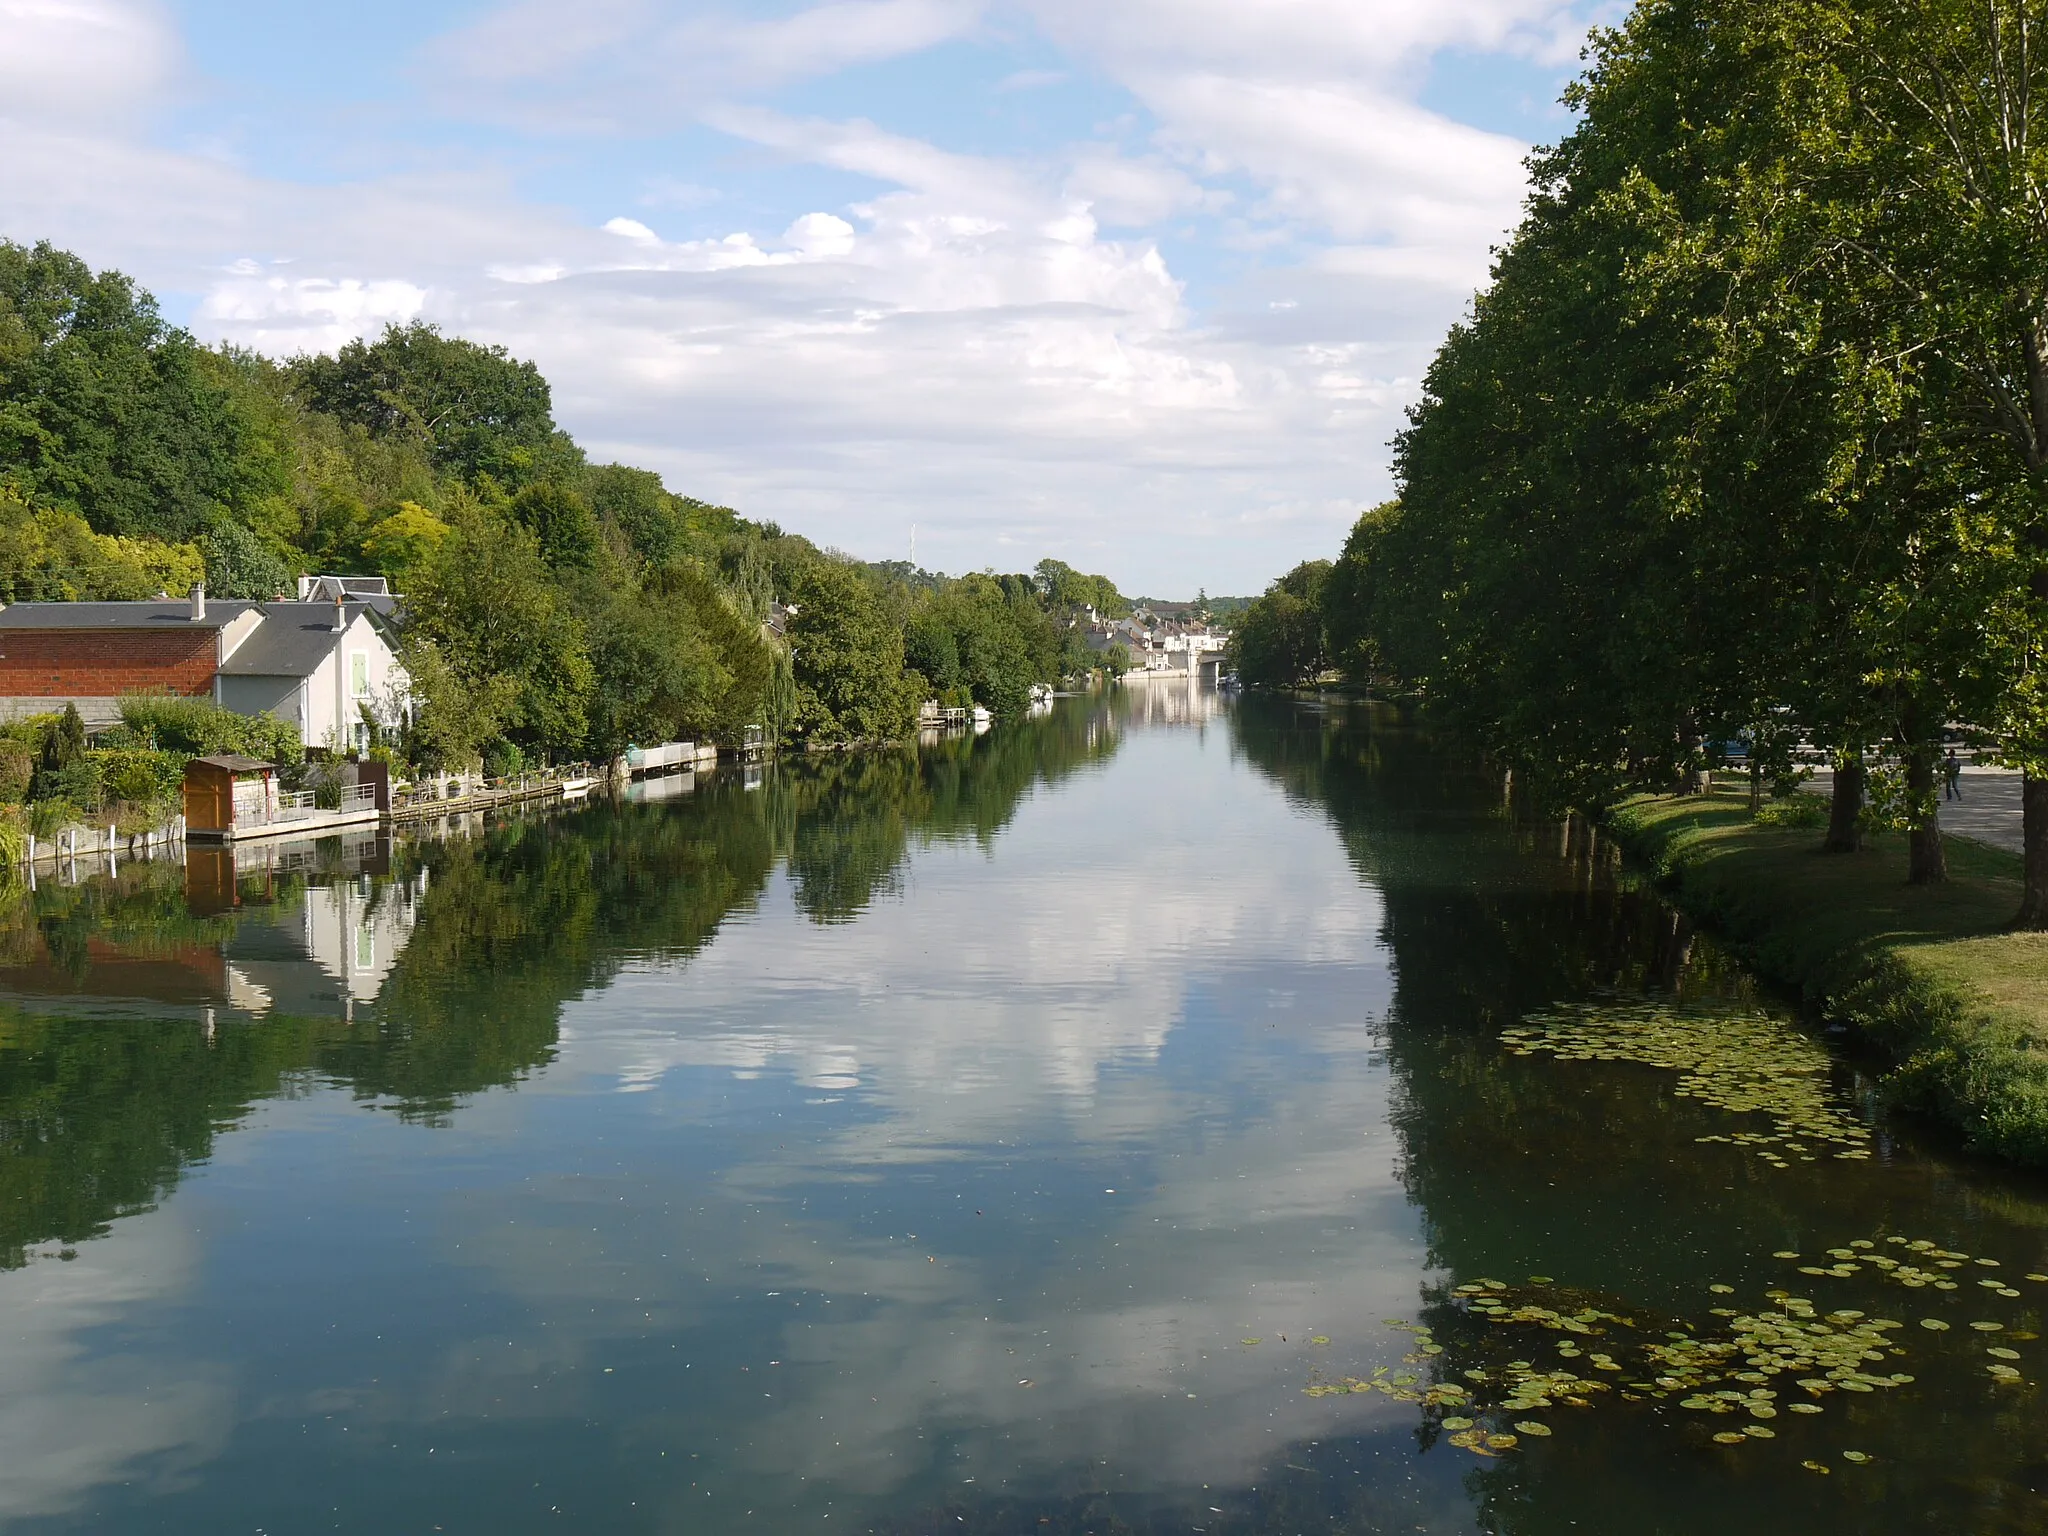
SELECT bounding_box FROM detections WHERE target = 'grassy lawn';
[1608,790,2048,1164]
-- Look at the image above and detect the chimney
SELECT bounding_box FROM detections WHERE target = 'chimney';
[332,595,348,633]
[190,584,206,621]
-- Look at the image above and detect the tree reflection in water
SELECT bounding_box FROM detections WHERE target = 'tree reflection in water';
[0,696,1123,1272]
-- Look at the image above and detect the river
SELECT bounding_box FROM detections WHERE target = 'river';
[0,691,2044,1533]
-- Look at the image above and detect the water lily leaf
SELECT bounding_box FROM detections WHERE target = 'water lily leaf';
[1513,1421,1552,1436]
[1841,1451,1871,1463]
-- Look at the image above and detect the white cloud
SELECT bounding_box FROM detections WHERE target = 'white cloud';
[0,0,1595,589]
[1063,148,1219,227]
[1019,0,1579,81]
[197,272,426,355]
[0,0,177,124]
[428,0,987,130]
[1143,73,1529,251]
[0,1214,230,1520]
[396,721,1435,1516]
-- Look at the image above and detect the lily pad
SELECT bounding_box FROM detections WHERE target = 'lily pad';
[1514,1421,1552,1436]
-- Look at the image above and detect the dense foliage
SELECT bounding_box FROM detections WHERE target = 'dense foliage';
[1290,0,2048,926]
[0,239,1133,786]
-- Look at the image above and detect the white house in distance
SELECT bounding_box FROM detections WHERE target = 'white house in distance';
[1082,612,1227,676]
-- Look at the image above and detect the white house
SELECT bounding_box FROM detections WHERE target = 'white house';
[216,587,409,752]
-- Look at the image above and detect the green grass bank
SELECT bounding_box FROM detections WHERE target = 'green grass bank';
[1604,791,2048,1167]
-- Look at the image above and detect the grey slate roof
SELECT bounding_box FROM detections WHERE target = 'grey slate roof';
[217,603,374,678]
[0,601,261,630]
[299,576,397,615]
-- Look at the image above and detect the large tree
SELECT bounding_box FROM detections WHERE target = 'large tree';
[1784,0,2048,917]
[0,240,247,541]
[289,321,570,488]
[788,560,918,745]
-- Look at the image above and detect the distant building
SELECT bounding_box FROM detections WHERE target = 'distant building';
[0,580,409,749]
[1084,615,1224,674]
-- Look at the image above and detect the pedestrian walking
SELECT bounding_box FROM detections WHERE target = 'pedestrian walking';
[1944,748,1963,801]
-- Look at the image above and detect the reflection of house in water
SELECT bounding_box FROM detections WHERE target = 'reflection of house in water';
[0,832,425,1023]
[1125,677,1222,727]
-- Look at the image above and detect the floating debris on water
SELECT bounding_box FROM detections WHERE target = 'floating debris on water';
[1306,1228,2048,1468]
[1500,1001,1871,1161]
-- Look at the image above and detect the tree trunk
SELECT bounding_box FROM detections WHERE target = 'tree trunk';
[1824,755,1864,854]
[2018,771,2048,929]
[1671,715,1704,795]
[1905,742,1947,885]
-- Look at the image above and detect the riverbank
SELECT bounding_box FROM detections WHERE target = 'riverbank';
[1605,790,2048,1166]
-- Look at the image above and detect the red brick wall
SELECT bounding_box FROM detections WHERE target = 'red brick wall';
[0,629,217,698]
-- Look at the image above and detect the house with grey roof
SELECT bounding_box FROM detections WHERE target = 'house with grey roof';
[0,581,409,749]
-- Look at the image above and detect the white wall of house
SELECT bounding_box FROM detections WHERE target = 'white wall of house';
[308,613,408,751]
[216,613,409,751]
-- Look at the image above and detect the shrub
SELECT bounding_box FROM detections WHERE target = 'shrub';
[482,739,527,778]
[25,799,73,839]
[1755,794,1825,829]
[0,809,23,874]
[95,748,185,807]
[119,695,302,764]
[43,758,102,812]
[0,740,31,804]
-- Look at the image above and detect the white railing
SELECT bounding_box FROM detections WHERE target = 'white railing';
[273,790,318,822]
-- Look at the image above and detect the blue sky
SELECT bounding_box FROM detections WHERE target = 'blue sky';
[0,0,1607,595]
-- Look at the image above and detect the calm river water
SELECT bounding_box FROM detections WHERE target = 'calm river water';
[2,692,2047,1534]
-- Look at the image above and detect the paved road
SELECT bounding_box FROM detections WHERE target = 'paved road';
[1804,766,2023,854]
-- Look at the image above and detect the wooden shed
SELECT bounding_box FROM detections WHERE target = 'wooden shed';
[182,754,278,840]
